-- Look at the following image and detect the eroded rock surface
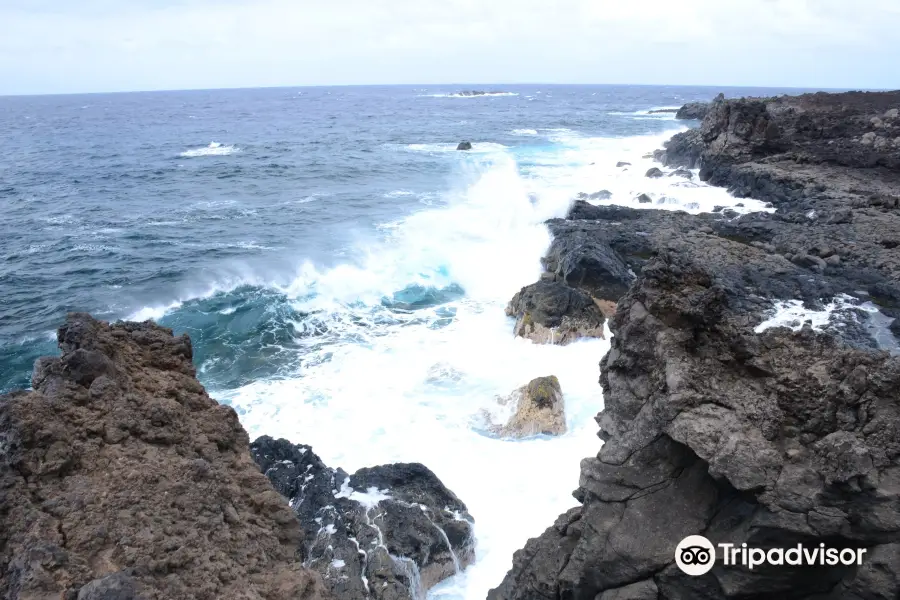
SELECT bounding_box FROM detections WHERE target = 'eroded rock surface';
[491,89,900,600]
[483,376,567,439]
[251,437,475,600]
[0,314,330,600]
[506,281,605,344]
[490,247,900,600]
[675,95,721,120]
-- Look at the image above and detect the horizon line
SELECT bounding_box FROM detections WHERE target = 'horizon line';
[0,82,883,99]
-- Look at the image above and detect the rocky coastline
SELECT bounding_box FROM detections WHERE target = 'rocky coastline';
[490,90,900,599]
[2,89,899,600]
[0,316,471,600]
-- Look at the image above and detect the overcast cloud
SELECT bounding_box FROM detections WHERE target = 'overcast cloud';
[1,0,898,95]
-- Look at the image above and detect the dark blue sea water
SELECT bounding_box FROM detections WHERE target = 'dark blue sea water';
[0,84,813,394]
[0,83,821,599]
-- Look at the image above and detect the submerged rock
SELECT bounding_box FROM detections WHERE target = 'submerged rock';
[485,376,566,438]
[0,314,329,600]
[456,141,472,151]
[506,280,605,344]
[252,437,475,600]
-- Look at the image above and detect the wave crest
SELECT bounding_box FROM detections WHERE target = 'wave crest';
[179,142,241,158]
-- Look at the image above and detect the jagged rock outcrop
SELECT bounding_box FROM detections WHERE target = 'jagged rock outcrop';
[540,226,634,303]
[675,94,721,121]
[489,248,900,600]
[482,376,567,439]
[506,281,606,344]
[251,437,474,600]
[0,314,330,600]
[658,90,900,325]
[490,89,900,600]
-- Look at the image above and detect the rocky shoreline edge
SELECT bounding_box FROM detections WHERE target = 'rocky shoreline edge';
[491,90,900,600]
[2,89,899,600]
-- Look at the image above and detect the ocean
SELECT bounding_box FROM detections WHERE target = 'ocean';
[0,84,808,599]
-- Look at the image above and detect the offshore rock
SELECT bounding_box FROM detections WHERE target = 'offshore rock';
[251,437,475,600]
[0,314,330,600]
[506,281,606,344]
[485,376,566,439]
[456,141,472,151]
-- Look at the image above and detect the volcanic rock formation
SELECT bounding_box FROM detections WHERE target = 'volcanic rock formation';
[506,281,606,344]
[481,376,567,439]
[0,314,330,600]
[251,437,475,600]
[491,90,900,599]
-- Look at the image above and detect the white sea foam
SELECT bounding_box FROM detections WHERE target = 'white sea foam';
[754,294,873,334]
[521,128,772,216]
[334,479,391,509]
[404,142,510,154]
[132,126,769,600]
[510,129,538,136]
[609,106,679,119]
[179,142,241,158]
[420,92,519,98]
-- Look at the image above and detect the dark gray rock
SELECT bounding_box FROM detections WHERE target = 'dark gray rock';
[791,253,827,273]
[669,167,693,180]
[540,225,634,302]
[456,141,472,151]
[637,194,652,204]
[251,437,475,600]
[598,580,659,600]
[489,248,900,600]
[505,280,605,344]
[645,167,664,178]
[77,573,137,600]
[675,95,721,120]
[616,161,631,167]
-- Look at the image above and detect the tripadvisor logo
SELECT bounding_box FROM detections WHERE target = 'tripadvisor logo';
[675,536,716,576]
[675,535,868,576]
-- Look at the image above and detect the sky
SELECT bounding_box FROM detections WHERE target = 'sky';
[1,0,899,95]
